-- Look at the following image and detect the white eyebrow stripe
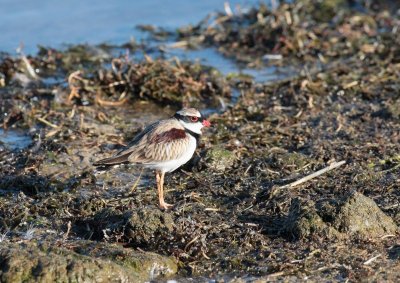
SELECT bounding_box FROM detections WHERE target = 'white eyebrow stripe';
[177,108,201,117]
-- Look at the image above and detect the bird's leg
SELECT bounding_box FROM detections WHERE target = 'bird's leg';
[156,171,161,195]
[156,171,161,203]
[158,171,173,210]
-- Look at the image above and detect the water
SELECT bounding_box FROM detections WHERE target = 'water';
[164,47,297,83]
[0,0,261,55]
[0,0,299,83]
[0,129,32,150]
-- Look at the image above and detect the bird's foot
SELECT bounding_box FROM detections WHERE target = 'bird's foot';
[159,201,173,210]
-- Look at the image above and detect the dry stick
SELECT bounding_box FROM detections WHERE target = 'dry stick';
[363,253,381,265]
[129,168,144,193]
[17,46,40,80]
[37,117,59,129]
[95,94,129,106]
[63,221,72,241]
[280,160,346,189]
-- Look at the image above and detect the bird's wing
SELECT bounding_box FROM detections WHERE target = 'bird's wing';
[93,119,192,166]
[127,120,192,163]
[93,121,161,166]
[117,120,161,154]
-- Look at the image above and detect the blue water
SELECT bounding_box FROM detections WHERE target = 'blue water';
[0,0,297,83]
[166,47,297,82]
[0,0,261,54]
[0,129,32,150]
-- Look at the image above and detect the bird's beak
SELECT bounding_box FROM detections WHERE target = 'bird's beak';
[202,119,211,127]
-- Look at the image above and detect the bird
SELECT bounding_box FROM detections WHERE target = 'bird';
[93,108,211,210]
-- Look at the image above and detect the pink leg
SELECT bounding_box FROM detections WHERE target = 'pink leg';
[158,171,173,210]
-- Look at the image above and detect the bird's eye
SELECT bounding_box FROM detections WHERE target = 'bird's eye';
[190,116,198,122]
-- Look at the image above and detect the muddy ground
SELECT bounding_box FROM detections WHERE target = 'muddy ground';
[0,0,399,282]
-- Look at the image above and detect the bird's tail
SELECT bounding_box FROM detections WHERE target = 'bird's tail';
[93,152,131,167]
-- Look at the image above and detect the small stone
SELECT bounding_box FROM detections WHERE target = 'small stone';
[205,146,236,171]
[284,198,342,240]
[284,192,399,240]
[0,241,177,282]
[333,192,398,238]
[125,207,174,245]
[94,207,174,246]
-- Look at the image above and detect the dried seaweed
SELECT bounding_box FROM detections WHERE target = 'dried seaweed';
[173,0,399,67]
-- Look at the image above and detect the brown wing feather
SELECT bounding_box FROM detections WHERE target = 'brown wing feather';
[92,152,131,166]
[93,118,190,166]
[128,121,191,163]
[150,128,186,143]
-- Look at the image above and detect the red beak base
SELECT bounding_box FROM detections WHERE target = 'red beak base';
[202,119,211,127]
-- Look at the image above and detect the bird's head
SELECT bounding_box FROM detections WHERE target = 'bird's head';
[174,108,211,134]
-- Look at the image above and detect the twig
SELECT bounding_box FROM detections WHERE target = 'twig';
[202,251,211,260]
[144,54,153,63]
[95,94,129,106]
[224,2,233,17]
[184,235,200,251]
[63,221,72,241]
[17,44,40,80]
[168,41,189,49]
[129,168,144,193]
[79,113,85,130]
[204,207,220,212]
[21,55,39,80]
[37,117,59,129]
[381,163,400,173]
[67,71,83,102]
[343,81,358,89]
[383,203,400,210]
[280,160,346,189]
[267,271,285,277]
[381,234,396,239]
[363,254,381,265]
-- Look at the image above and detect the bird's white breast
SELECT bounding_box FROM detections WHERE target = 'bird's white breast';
[145,135,197,173]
